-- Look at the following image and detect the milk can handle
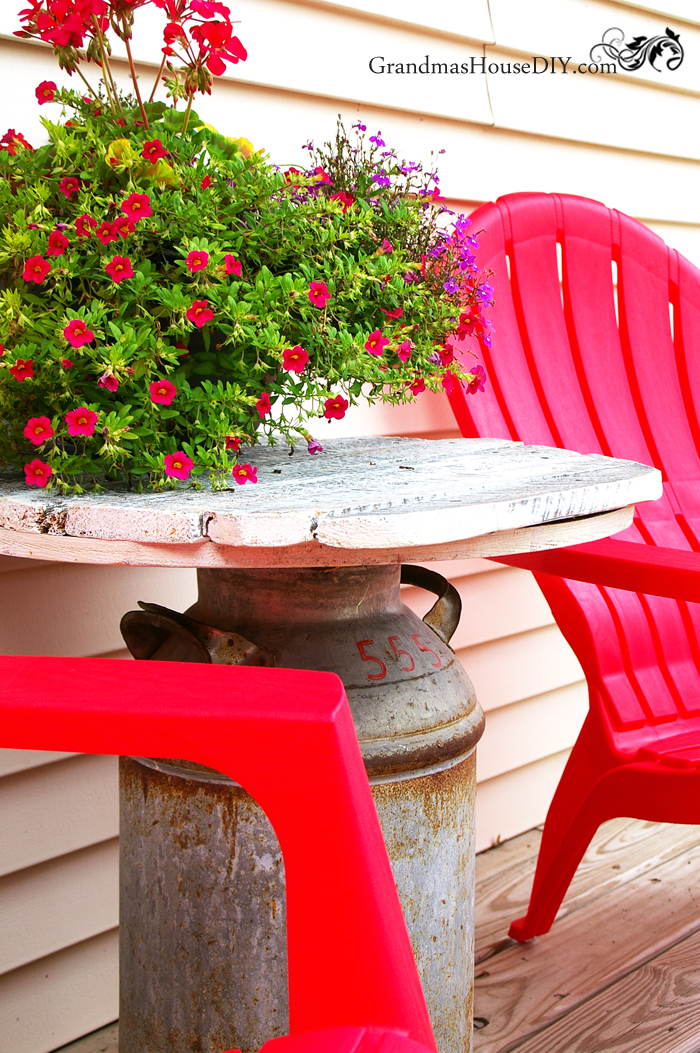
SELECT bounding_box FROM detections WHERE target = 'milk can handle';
[400,564,462,645]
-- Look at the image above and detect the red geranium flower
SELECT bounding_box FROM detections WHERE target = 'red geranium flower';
[232,463,258,485]
[224,255,242,276]
[95,221,118,245]
[98,371,119,392]
[440,345,455,366]
[61,358,74,369]
[10,359,34,381]
[142,138,167,162]
[35,80,57,104]
[410,377,426,395]
[58,176,81,198]
[113,215,134,239]
[47,230,69,257]
[201,175,212,189]
[324,394,349,420]
[186,300,214,328]
[23,416,54,446]
[75,214,97,238]
[225,436,241,451]
[23,255,50,284]
[121,192,152,222]
[64,319,95,347]
[105,256,134,283]
[164,451,194,481]
[282,345,309,373]
[24,458,52,487]
[329,191,354,212]
[256,392,272,418]
[66,407,98,437]
[308,280,330,308]
[186,250,209,272]
[365,329,389,356]
[149,378,177,405]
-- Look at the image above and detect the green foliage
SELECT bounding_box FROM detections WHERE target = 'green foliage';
[0,95,489,491]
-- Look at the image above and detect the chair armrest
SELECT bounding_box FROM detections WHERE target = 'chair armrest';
[489,538,700,602]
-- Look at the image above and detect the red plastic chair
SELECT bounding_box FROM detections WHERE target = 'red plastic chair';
[449,191,700,942]
[0,656,436,1053]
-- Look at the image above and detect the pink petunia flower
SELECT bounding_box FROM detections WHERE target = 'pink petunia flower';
[378,238,394,255]
[0,344,4,355]
[75,214,97,238]
[329,191,354,212]
[324,394,349,420]
[164,451,194,481]
[121,192,152,223]
[380,307,403,319]
[35,80,57,104]
[307,437,323,455]
[282,345,309,373]
[150,378,177,405]
[466,363,487,395]
[225,435,241,451]
[23,256,50,284]
[98,371,119,392]
[256,392,272,418]
[224,255,242,276]
[397,340,413,362]
[58,176,81,198]
[440,345,455,366]
[201,175,212,189]
[186,250,209,272]
[313,167,332,185]
[113,215,134,239]
[95,221,118,246]
[186,300,214,327]
[441,370,455,396]
[105,256,134,283]
[23,416,54,445]
[64,319,95,347]
[232,463,258,485]
[66,407,98,436]
[308,280,330,308]
[47,230,69,256]
[24,458,52,487]
[456,307,482,339]
[142,139,168,162]
[365,329,389,356]
[10,359,34,381]
[410,377,426,395]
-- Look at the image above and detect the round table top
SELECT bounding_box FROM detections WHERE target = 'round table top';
[0,437,661,568]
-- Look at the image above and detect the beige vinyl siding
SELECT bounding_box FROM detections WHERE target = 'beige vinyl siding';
[0,0,695,1046]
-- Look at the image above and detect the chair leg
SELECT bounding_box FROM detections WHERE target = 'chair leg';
[508,716,616,942]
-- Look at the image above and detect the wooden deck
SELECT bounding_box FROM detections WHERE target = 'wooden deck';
[59,819,700,1053]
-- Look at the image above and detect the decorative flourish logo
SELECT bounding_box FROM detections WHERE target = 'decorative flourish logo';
[590,27,684,72]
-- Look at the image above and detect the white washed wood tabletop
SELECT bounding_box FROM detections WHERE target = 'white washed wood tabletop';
[0,437,662,567]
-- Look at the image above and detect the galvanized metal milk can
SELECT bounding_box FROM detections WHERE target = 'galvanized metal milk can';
[119,563,484,1053]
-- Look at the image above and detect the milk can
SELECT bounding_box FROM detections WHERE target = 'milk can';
[119,563,484,1053]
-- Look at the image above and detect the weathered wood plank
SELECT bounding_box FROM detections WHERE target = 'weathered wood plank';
[512,926,700,1053]
[473,840,700,1052]
[475,819,700,965]
[0,506,634,568]
[0,438,659,553]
